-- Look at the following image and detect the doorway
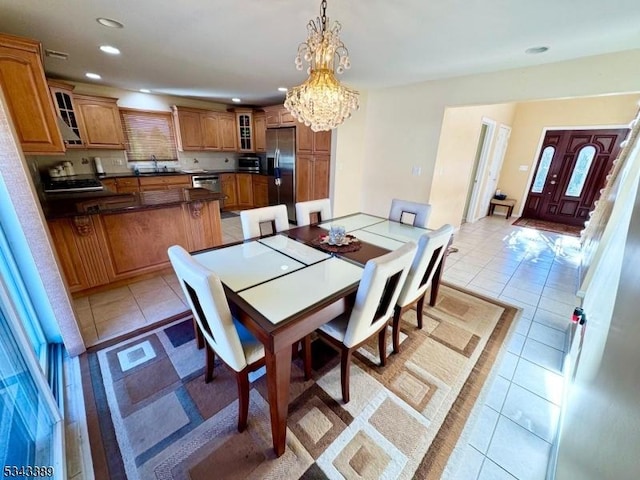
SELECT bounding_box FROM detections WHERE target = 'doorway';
[523,129,628,227]
[463,118,496,222]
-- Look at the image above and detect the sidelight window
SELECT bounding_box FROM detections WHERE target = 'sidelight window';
[531,146,555,193]
[566,146,596,197]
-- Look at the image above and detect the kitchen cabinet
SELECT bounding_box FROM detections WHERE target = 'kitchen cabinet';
[220,173,237,210]
[218,113,237,151]
[139,175,191,191]
[113,177,140,193]
[252,175,269,207]
[201,112,221,150]
[48,80,84,148]
[174,108,203,150]
[101,178,117,192]
[0,33,65,154]
[73,94,125,149]
[296,124,331,155]
[296,154,330,202]
[234,109,254,152]
[174,106,236,152]
[254,112,266,153]
[236,173,254,207]
[264,105,296,128]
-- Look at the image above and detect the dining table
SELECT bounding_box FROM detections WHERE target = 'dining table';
[192,212,448,457]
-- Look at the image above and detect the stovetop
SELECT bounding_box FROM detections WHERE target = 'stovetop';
[44,175,104,193]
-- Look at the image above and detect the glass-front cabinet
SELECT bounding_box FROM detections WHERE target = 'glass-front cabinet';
[235,110,254,152]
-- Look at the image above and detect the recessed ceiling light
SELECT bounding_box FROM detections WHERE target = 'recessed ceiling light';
[85,72,101,80]
[231,98,241,103]
[96,17,124,28]
[139,89,151,93]
[277,87,288,92]
[99,45,120,55]
[525,46,549,55]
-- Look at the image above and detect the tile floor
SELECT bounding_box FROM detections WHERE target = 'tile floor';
[74,215,245,347]
[74,211,579,480]
[443,216,579,480]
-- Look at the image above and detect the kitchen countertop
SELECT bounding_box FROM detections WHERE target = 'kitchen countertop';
[100,170,274,179]
[41,187,226,219]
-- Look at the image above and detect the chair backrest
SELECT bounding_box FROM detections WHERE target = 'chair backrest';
[167,245,248,372]
[389,198,432,228]
[240,204,289,240]
[396,224,453,308]
[343,241,417,347]
[295,198,332,226]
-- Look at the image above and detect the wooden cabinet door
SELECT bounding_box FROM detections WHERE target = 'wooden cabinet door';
[74,95,125,149]
[279,108,296,126]
[48,81,85,148]
[236,111,254,152]
[175,109,203,150]
[101,178,117,192]
[200,112,220,150]
[252,176,269,207]
[254,112,266,152]
[264,107,280,128]
[296,124,314,154]
[312,155,330,199]
[314,130,331,154]
[220,173,237,209]
[295,155,314,203]
[236,173,254,207]
[218,113,237,151]
[115,177,140,193]
[0,34,64,154]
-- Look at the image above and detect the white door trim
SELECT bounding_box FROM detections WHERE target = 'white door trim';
[465,117,496,223]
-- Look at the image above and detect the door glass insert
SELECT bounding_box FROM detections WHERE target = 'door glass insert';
[566,145,596,197]
[531,146,555,193]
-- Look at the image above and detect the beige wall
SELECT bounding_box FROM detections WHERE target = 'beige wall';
[333,49,640,227]
[499,94,640,215]
[429,103,516,228]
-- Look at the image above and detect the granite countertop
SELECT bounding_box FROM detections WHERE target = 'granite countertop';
[42,187,226,219]
[101,170,273,179]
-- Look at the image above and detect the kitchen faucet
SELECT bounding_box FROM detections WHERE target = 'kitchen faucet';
[151,155,158,172]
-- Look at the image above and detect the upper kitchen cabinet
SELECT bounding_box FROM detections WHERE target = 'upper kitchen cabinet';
[173,106,236,152]
[264,105,296,128]
[0,33,64,154]
[48,80,84,148]
[296,124,331,155]
[73,94,125,149]
[233,109,254,152]
[254,111,266,152]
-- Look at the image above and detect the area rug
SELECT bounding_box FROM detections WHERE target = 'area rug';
[84,284,519,480]
[511,217,583,237]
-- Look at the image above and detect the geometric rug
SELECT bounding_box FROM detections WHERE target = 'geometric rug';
[511,217,583,237]
[85,284,520,479]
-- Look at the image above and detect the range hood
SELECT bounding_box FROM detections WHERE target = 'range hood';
[56,117,81,142]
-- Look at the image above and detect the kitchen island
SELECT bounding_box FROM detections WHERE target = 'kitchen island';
[44,188,225,294]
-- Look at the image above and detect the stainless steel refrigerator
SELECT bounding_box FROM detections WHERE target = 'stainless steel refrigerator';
[266,127,296,223]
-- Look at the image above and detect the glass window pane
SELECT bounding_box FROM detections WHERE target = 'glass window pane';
[531,146,555,193]
[566,146,596,197]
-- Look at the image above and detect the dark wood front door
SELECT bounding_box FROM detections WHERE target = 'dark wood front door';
[523,128,628,227]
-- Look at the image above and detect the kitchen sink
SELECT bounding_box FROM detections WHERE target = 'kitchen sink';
[134,168,182,175]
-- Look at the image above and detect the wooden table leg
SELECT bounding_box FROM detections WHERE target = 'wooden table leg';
[265,346,292,457]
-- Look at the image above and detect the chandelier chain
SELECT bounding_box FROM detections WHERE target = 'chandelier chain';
[321,0,327,31]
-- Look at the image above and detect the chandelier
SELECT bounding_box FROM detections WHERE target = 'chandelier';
[284,0,359,132]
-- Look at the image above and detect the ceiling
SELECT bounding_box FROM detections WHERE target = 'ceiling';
[1,0,640,107]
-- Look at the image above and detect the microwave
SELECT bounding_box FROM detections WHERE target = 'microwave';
[238,156,261,173]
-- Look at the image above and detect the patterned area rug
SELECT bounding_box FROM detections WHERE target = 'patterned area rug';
[511,217,583,237]
[86,285,519,479]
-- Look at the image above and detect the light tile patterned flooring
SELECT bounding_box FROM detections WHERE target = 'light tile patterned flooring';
[443,216,579,480]
[74,212,578,479]
[74,215,245,346]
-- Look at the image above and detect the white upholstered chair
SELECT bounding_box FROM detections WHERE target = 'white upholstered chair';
[317,241,417,403]
[240,204,289,240]
[295,198,332,226]
[389,198,432,228]
[167,245,266,432]
[392,224,453,353]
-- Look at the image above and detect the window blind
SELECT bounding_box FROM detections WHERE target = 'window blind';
[119,109,178,162]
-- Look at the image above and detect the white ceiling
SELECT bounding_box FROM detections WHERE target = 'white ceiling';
[1,0,640,106]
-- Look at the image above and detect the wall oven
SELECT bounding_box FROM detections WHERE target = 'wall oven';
[192,175,221,193]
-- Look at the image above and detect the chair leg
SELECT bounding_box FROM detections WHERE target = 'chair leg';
[416,294,426,329]
[236,370,250,432]
[392,307,402,354]
[341,349,353,404]
[378,326,387,367]
[301,335,312,381]
[204,345,215,383]
[194,319,204,349]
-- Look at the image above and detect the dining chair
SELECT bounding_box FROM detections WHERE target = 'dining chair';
[317,241,417,403]
[295,198,332,226]
[391,224,454,353]
[167,245,266,432]
[240,204,289,240]
[389,198,432,228]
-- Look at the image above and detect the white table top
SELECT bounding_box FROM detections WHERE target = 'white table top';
[238,257,364,325]
[360,220,430,243]
[318,213,385,233]
[350,229,405,250]
[259,234,331,265]
[194,241,306,292]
